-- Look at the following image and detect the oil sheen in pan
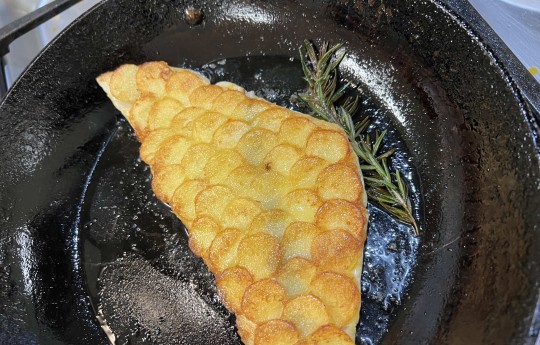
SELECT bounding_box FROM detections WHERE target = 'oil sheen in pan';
[80,56,420,345]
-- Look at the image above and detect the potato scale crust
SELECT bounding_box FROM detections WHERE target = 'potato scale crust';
[97,61,367,345]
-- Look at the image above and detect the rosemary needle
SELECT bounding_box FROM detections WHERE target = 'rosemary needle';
[298,40,420,236]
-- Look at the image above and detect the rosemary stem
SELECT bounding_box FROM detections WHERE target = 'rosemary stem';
[299,40,420,236]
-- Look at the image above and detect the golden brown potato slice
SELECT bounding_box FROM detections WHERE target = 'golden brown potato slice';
[97,61,368,345]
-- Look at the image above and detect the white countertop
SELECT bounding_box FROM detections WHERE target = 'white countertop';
[468,0,540,82]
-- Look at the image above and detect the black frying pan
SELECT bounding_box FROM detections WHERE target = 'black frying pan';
[0,0,539,344]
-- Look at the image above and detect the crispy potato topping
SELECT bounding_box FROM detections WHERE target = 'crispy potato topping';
[97,62,368,344]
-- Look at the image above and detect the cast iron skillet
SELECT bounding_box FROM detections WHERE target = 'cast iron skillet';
[0,0,539,344]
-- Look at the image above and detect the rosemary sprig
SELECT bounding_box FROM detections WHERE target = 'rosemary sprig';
[298,40,419,236]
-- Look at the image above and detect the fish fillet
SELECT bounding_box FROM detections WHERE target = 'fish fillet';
[97,61,368,345]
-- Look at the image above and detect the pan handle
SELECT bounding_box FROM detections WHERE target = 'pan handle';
[0,0,83,97]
